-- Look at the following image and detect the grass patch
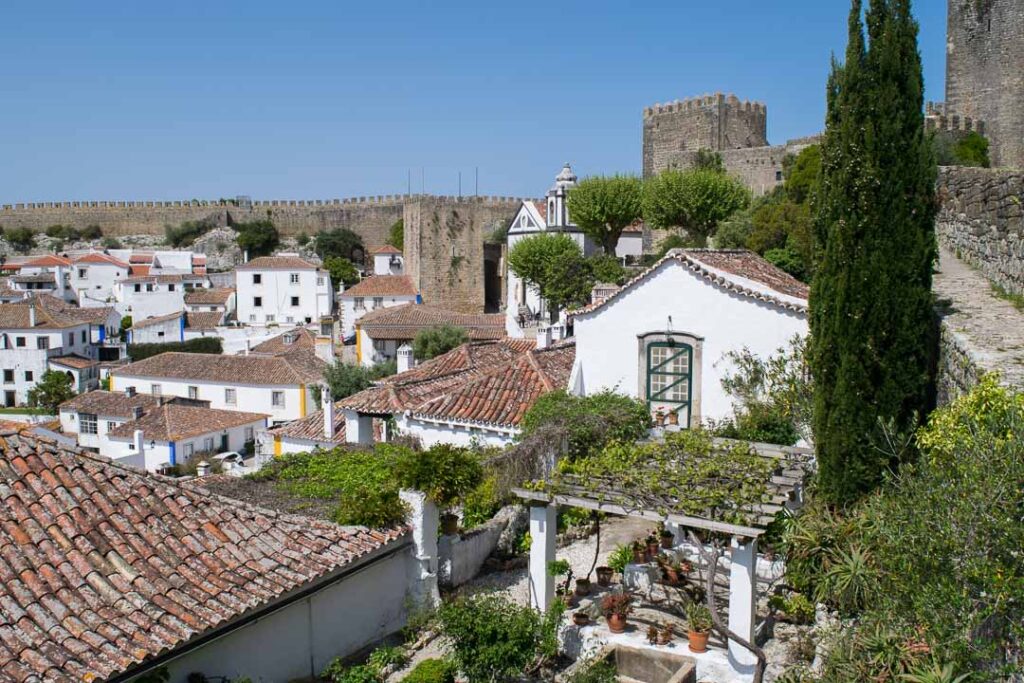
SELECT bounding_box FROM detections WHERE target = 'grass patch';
[990,282,1024,311]
[0,407,54,415]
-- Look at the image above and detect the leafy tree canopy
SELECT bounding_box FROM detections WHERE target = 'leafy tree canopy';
[27,370,76,413]
[233,219,280,258]
[782,144,822,205]
[520,389,651,461]
[566,175,643,255]
[386,219,404,251]
[5,227,36,253]
[587,254,627,286]
[323,256,360,289]
[164,219,215,248]
[323,360,394,401]
[507,233,592,315]
[412,324,469,361]
[316,228,365,264]
[642,168,750,245]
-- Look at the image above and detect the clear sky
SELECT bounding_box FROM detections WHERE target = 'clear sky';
[0,1,948,202]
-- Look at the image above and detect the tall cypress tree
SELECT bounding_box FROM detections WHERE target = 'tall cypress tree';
[810,0,937,505]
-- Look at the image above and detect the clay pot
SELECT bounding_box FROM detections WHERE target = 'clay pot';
[687,630,709,653]
[632,547,646,563]
[660,533,674,549]
[575,578,591,596]
[653,411,665,426]
[646,542,659,561]
[573,611,590,627]
[666,410,679,427]
[607,613,628,634]
[596,566,614,586]
[657,629,674,646]
[440,514,459,536]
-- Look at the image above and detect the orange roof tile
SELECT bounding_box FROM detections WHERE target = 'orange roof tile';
[341,275,417,298]
[357,304,505,341]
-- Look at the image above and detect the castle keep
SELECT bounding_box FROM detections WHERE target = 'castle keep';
[942,0,1024,168]
[642,93,817,195]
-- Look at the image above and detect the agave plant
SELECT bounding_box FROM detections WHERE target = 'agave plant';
[900,662,973,683]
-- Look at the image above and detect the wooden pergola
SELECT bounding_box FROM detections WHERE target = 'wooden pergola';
[513,437,815,673]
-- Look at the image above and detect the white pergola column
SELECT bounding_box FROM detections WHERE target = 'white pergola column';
[528,502,557,612]
[343,409,374,444]
[400,490,440,608]
[728,535,758,669]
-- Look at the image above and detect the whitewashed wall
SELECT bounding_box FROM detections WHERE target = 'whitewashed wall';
[400,415,515,449]
[0,324,92,405]
[340,293,416,340]
[72,263,128,307]
[106,418,265,471]
[129,316,183,344]
[236,268,332,327]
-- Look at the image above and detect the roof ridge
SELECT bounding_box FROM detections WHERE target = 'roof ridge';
[525,350,554,392]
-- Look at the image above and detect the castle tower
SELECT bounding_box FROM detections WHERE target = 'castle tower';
[945,0,1024,168]
[642,93,768,178]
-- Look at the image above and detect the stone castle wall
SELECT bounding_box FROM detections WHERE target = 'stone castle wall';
[936,166,1024,296]
[403,197,520,313]
[642,93,768,179]
[945,0,1024,168]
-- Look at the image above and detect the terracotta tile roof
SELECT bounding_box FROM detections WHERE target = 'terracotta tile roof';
[340,276,417,298]
[269,405,348,443]
[128,252,154,264]
[107,404,268,441]
[0,279,19,300]
[570,249,809,317]
[23,255,71,268]
[0,296,92,330]
[357,304,506,341]
[113,350,326,385]
[530,200,547,222]
[59,389,160,419]
[42,298,117,325]
[235,255,319,270]
[183,287,234,305]
[0,428,406,681]
[131,311,182,329]
[73,252,130,268]
[11,273,57,283]
[121,273,204,284]
[129,264,151,276]
[185,311,224,330]
[370,245,402,255]
[249,327,316,354]
[411,343,575,428]
[48,354,98,370]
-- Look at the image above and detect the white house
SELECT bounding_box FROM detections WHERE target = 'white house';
[247,326,335,363]
[70,252,131,307]
[126,310,227,344]
[235,255,333,327]
[115,273,207,320]
[105,403,268,472]
[111,349,326,424]
[355,304,506,367]
[0,296,105,406]
[48,354,100,393]
[568,248,809,428]
[338,275,419,341]
[184,287,236,317]
[370,245,404,275]
[9,255,73,301]
[59,388,162,453]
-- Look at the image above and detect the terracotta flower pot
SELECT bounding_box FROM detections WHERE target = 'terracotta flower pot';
[440,514,459,536]
[646,542,659,561]
[666,410,679,426]
[607,613,628,634]
[575,578,591,596]
[657,630,673,646]
[660,533,674,549]
[632,547,646,563]
[687,630,709,653]
[573,612,590,627]
[596,566,614,586]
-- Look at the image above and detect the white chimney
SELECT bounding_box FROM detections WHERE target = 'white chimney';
[397,344,414,374]
[125,386,136,398]
[244,339,251,356]
[536,324,552,350]
[322,385,335,438]
[28,304,36,328]
[195,461,210,477]
[133,429,145,457]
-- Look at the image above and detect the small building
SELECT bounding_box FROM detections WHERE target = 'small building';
[70,251,131,307]
[48,353,100,393]
[235,254,333,327]
[184,286,236,317]
[247,325,335,363]
[58,387,163,452]
[355,303,506,366]
[105,403,268,471]
[115,272,207,319]
[370,244,404,275]
[126,310,227,344]
[569,248,809,427]
[9,255,73,301]
[338,274,419,341]
[111,349,326,424]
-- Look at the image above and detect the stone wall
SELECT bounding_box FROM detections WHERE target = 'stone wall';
[936,319,984,405]
[936,166,1024,296]
[403,196,519,313]
[720,136,819,197]
[945,0,1024,168]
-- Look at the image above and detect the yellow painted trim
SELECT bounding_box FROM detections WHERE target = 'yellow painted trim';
[299,384,307,417]
[273,435,282,457]
[355,325,362,364]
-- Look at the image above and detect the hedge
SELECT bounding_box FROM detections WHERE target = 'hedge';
[127,337,223,362]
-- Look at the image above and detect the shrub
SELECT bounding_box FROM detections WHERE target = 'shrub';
[394,444,483,510]
[567,660,618,683]
[101,236,122,249]
[295,232,310,246]
[324,256,360,289]
[367,645,406,674]
[233,219,279,257]
[5,227,36,252]
[45,224,80,241]
[322,360,393,401]
[316,228,365,263]
[519,390,650,461]
[461,475,503,529]
[402,659,455,683]
[386,219,404,251]
[127,337,223,362]
[439,594,564,682]
[412,325,468,361]
[165,219,215,247]
[81,224,103,240]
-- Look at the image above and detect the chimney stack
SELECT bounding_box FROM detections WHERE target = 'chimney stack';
[125,386,136,398]
[536,324,551,350]
[28,303,36,328]
[397,344,414,374]
[244,339,251,356]
[133,429,144,457]
[322,385,335,438]
[195,461,210,477]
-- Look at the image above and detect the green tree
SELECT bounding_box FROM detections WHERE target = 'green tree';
[164,219,215,247]
[507,233,593,316]
[27,370,76,412]
[810,0,937,505]
[5,227,36,253]
[315,228,365,264]
[747,197,814,280]
[565,175,643,254]
[587,254,627,285]
[783,144,822,205]
[413,324,469,361]
[693,148,725,173]
[642,168,750,246]
[233,219,280,257]
[80,224,103,240]
[324,256,360,289]
[323,360,394,400]
[386,219,404,251]
[953,131,989,167]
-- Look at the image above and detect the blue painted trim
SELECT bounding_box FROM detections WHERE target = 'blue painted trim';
[98,325,105,342]
[179,314,185,342]
[169,441,177,466]
[415,294,422,304]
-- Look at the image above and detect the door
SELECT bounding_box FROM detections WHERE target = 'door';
[220,433,229,452]
[4,391,15,407]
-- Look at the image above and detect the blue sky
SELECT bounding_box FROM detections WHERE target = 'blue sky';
[0,1,948,202]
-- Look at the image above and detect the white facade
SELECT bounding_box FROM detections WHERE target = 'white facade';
[12,264,72,301]
[59,404,142,453]
[128,314,184,344]
[0,323,93,406]
[396,414,516,449]
[372,250,404,275]
[106,417,265,472]
[71,260,129,308]
[236,260,333,327]
[109,373,316,424]
[340,290,417,340]
[116,277,204,320]
[571,258,807,427]
[358,329,400,367]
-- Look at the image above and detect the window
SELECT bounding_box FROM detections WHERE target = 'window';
[67,333,74,346]
[290,296,300,307]
[253,296,262,308]
[78,268,87,278]
[81,330,86,343]
[225,388,236,405]
[2,370,12,383]
[168,283,175,292]
[79,413,98,434]
[643,336,698,428]
[134,284,141,293]
[37,337,48,350]
[146,284,154,292]
[286,316,294,324]
[253,274,262,285]
[183,443,194,459]
[208,306,216,311]
[317,277,324,287]
[271,391,285,408]
[266,314,275,322]
[354,297,365,310]
[203,437,214,452]
[372,297,383,309]
[249,314,256,322]
[15,337,25,348]
[24,371,32,382]
[152,383,161,396]
[157,331,165,338]
[188,386,199,399]
[775,170,783,182]
[244,426,254,442]
[106,421,117,432]
[290,273,300,284]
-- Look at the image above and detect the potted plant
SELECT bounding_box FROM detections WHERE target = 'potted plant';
[660,527,675,549]
[596,565,614,586]
[440,513,460,536]
[608,545,633,576]
[631,541,646,564]
[645,535,660,561]
[657,622,674,646]
[575,577,591,596]
[665,409,679,427]
[548,559,574,602]
[686,603,713,653]
[660,558,683,586]
[573,611,591,627]
[653,408,666,427]
[646,624,659,645]
[601,593,633,634]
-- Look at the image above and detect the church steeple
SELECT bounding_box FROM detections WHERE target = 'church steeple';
[546,163,577,229]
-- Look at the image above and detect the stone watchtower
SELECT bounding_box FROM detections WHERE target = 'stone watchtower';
[945,0,1024,168]
[641,93,768,178]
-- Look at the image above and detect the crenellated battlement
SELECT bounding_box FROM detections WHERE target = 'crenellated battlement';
[925,102,986,135]
[643,92,767,119]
